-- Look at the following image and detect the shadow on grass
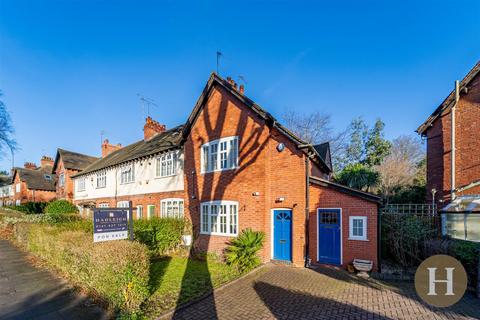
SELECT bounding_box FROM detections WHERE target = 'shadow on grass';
[254,281,393,320]
[148,256,172,294]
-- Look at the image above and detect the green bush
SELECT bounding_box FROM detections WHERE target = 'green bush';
[14,222,149,313]
[225,229,265,273]
[133,217,186,254]
[7,202,47,214]
[44,199,79,214]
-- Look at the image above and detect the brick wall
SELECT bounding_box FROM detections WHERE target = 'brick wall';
[426,74,480,206]
[55,158,79,201]
[183,84,310,266]
[12,173,56,204]
[309,184,378,271]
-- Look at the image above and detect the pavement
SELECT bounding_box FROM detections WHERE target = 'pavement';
[168,263,480,320]
[0,239,109,320]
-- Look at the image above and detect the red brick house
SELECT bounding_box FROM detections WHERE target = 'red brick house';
[182,74,380,269]
[71,73,380,270]
[417,61,480,207]
[52,149,98,201]
[11,158,57,205]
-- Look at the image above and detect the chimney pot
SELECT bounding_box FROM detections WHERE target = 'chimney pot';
[239,84,245,94]
[102,139,122,157]
[24,162,37,170]
[40,156,54,169]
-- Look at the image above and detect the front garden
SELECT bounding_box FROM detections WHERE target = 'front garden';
[0,202,265,319]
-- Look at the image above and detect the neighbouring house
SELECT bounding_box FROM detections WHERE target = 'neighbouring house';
[0,175,13,206]
[417,61,480,206]
[72,118,185,219]
[417,61,480,242]
[72,73,380,269]
[52,149,98,201]
[11,158,57,205]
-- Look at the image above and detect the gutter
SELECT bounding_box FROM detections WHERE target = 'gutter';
[298,144,315,268]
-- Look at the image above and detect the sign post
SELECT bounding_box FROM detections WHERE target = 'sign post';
[93,207,131,242]
[129,201,134,241]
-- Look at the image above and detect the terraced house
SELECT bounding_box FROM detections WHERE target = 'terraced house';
[72,73,380,270]
[11,157,57,205]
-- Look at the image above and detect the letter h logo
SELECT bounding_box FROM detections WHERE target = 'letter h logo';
[427,267,455,296]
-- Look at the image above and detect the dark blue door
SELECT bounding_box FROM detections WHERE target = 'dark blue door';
[273,209,292,261]
[318,209,341,265]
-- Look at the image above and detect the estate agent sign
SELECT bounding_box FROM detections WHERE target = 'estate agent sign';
[93,208,132,242]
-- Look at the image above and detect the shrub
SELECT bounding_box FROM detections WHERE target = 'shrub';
[14,222,150,313]
[44,200,79,215]
[134,217,186,254]
[225,229,265,273]
[7,202,47,214]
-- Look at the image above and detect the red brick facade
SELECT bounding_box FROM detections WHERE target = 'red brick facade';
[309,184,378,271]
[55,159,78,201]
[183,80,379,268]
[12,173,56,204]
[424,73,480,206]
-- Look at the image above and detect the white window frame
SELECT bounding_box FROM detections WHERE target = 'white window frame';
[349,216,367,241]
[137,205,144,219]
[147,205,155,219]
[156,151,178,178]
[77,178,86,192]
[201,136,238,174]
[15,183,21,193]
[98,203,109,208]
[117,201,130,208]
[160,198,184,218]
[15,199,20,206]
[120,164,135,184]
[96,171,106,188]
[59,172,65,187]
[200,201,238,236]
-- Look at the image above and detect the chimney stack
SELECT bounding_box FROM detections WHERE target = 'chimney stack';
[144,116,166,140]
[102,139,122,158]
[40,156,54,169]
[24,162,37,170]
[239,84,245,94]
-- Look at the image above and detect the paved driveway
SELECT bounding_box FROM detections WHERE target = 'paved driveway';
[0,240,109,320]
[168,264,480,320]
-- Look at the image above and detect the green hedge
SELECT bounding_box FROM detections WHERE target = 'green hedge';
[6,202,47,214]
[134,217,186,255]
[13,222,150,313]
[44,200,79,215]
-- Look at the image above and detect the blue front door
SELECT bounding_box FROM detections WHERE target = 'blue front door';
[318,209,341,265]
[273,209,292,261]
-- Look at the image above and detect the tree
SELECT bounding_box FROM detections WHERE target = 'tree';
[364,119,391,166]
[376,135,425,202]
[282,110,348,171]
[0,91,16,159]
[344,117,368,166]
[335,163,380,192]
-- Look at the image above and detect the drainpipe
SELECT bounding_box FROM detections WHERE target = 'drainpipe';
[298,144,313,268]
[451,80,459,201]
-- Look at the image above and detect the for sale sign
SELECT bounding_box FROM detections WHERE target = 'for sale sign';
[93,208,129,242]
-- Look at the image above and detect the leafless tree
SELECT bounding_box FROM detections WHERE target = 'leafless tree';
[376,135,425,199]
[282,110,348,171]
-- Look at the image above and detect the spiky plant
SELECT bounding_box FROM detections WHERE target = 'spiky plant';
[225,229,265,273]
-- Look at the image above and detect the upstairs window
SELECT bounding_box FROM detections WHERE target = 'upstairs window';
[98,203,109,208]
[200,201,238,236]
[156,152,178,177]
[77,178,85,192]
[59,173,65,187]
[160,198,184,218]
[96,171,106,188]
[15,183,20,193]
[120,164,135,184]
[201,137,238,173]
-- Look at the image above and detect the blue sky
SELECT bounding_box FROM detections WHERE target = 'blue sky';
[0,0,479,171]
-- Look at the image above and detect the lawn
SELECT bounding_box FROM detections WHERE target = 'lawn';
[143,255,241,317]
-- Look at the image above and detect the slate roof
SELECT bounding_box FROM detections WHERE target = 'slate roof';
[417,60,480,135]
[13,168,56,191]
[73,125,183,177]
[182,73,332,174]
[313,143,332,171]
[53,149,98,172]
[310,176,381,204]
[0,176,11,187]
